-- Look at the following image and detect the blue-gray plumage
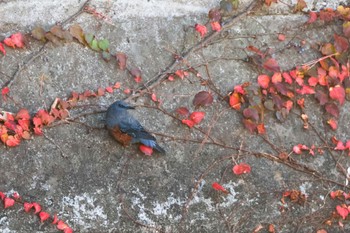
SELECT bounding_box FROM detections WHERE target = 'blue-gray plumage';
[106,100,165,153]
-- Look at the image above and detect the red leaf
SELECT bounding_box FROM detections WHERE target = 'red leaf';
[97,87,105,96]
[139,145,153,156]
[195,24,207,37]
[4,197,15,208]
[2,87,9,96]
[293,145,302,154]
[190,111,205,124]
[12,192,20,200]
[308,77,318,86]
[0,42,6,55]
[329,85,345,105]
[258,74,270,88]
[278,34,285,41]
[34,127,43,136]
[193,91,213,107]
[134,76,142,83]
[242,119,256,133]
[52,213,58,224]
[10,33,25,48]
[64,228,73,233]
[233,163,251,175]
[33,202,42,214]
[257,123,266,134]
[335,141,346,150]
[283,100,293,112]
[243,108,259,121]
[271,72,282,83]
[263,58,280,72]
[39,211,50,222]
[265,0,277,6]
[116,52,127,70]
[296,85,315,95]
[151,93,157,102]
[16,109,30,120]
[327,118,338,130]
[57,220,69,230]
[176,107,190,117]
[105,86,113,93]
[4,38,15,48]
[130,67,141,76]
[175,70,186,80]
[229,92,241,110]
[168,75,174,81]
[6,135,20,147]
[210,21,221,32]
[325,103,339,118]
[336,205,349,220]
[124,88,131,94]
[247,45,264,57]
[212,182,229,194]
[334,34,349,53]
[24,202,34,212]
[234,85,246,95]
[182,119,195,128]
[0,192,5,200]
[113,82,121,89]
[282,72,293,84]
[307,11,318,23]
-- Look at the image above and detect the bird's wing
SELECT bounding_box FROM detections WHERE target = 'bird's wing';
[119,115,156,141]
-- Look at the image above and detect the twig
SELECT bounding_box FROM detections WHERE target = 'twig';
[43,133,67,158]
[4,45,47,89]
[127,0,259,101]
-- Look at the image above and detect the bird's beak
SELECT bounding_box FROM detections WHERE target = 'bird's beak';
[126,105,135,110]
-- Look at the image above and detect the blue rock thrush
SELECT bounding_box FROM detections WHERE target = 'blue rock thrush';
[106,100,165,153]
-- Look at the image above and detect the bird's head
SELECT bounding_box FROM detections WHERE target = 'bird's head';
[112,100,135,110]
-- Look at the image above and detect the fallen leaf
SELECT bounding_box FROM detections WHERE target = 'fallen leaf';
[105,86,113,93]
[52,214,58,224]
[263,58,280,72]
[33,202,41,214]
[39,211,50,222]
[258,74,270,88]
[3,38,15,48]
[4,197,15,208]
[229,92,241,110]
[182,119,195,128]
[329,85,345,105]
[193,91,213,107]
[336,205,349,219]
[212,182,229,194]
[278,34,286,41]
[176,107,190,117]
[195,24,207,37]
[116,52,127,70]
[139,145,153,156]
[0,42,6,55]
[69,24,85,44]
[327,118,338,130]
[210,21,221,32]
[190,111,205,124]
[23,202,34,212]
[334,34,349,53]
[307,11,318,23]
[233,163,251,175]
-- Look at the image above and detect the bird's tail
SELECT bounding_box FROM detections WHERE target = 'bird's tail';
[154,144,166,154]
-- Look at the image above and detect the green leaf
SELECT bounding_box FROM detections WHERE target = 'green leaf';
[102,51,111,61]
[90,39,100,51]
[84,33,94,44]
[98,39,109,51]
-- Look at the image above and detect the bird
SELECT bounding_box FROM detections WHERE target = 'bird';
[106,100,165,154]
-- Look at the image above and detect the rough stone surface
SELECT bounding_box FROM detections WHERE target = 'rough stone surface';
[1,0,350,232]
